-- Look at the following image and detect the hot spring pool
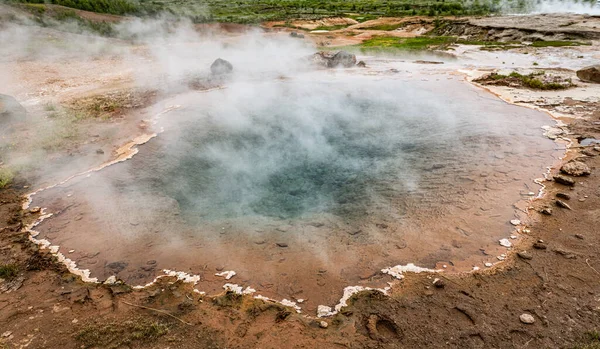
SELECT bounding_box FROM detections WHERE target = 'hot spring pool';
[30,73,559,310]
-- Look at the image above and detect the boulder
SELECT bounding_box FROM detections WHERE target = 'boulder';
[210,58,233,75]
[560,160,591,177]
[576,65,600,83]
[0,94,26,125]
[329,50,357,68]
[310,51,357,68]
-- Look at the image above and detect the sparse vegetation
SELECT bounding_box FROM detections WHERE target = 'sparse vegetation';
[0,264,19,280]
[349,36,518,52]
[531,40,591,47]
[365,22,408,31]
[476,71,575,90]
[313,24,349,31]
[75,319,169,348]
[574,330,600,349]
[0,168,15,189]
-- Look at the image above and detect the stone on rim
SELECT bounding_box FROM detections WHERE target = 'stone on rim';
[210,58,233,75]
[499,238,512,248]
[519,313,535,324]
[560,160,591,177]
[576,65,600,83]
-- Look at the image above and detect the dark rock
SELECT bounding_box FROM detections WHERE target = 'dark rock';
[0,94,27,125]
[96,149,104,154]
[553,175,575,186]
[330,51,357,68]
[556,200,572,210]
[540,207,553,215]
[533,241,547,250]
[560,161,591,177]
[517,251,533,260]
[575,234,584,239]
[310,51,357,68]
[290,31,304,39]
[556,192,571,200]
[210,58,233,75]
[433,278,446,288]
[576,65,600,83]
[357,60,367,67]
[276,242,288,248]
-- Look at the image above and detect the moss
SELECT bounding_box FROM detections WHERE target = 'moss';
[481,71,573,91]
[357,36,457,51]
[531,40,591,47]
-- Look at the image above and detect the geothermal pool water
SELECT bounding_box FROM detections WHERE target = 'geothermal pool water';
[31,72,558,311]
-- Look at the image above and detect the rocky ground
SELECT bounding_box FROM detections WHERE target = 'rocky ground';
[1,6,600,349]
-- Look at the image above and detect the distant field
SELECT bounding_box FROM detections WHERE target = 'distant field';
[10,0,600,23]
[10,0,506,22]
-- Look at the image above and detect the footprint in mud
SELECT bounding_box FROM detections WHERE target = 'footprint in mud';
[366,314,402,342]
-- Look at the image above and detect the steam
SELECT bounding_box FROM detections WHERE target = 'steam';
[497,0,600,15]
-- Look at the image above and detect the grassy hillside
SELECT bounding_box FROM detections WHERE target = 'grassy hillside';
[10,0,504,22]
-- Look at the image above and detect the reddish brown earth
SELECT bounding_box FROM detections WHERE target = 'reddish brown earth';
[1,121,600,348]
[1,7,600,348]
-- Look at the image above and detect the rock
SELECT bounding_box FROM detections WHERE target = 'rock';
[517,251,533,260]
[0,94,27,125]
[210,58,233,75]
[576,65,600,83]
[311,51,357,68]
[29,207,41,214]
[319,321,329,328]
[560,161,591,177]
[96,149,104,154]
[510,219,521,226]
[540,207,553,215]
[290,32,304,39]
[357,60,366,67]
[276,242,288,248]
[519,313,535,324]
[556,200,572,210]
[556,193,571,200]
[499,238,512,248]
[433,278,446,288]
[330,51,357,68]
[553,175,575,186]
[575,234,584,239]
[533,241,547,250]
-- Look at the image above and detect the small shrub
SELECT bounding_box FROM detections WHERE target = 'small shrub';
[0,168,15,189]
[0,264,19,280]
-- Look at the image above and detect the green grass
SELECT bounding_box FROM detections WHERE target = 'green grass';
[11,0,503,23]
[0,168,15,189]
[313,24,349,31]
[359,36,457,50]
[76,319,169,348]
[0,264,19,280]
[531,40,591,47]
[365,22,408,31]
